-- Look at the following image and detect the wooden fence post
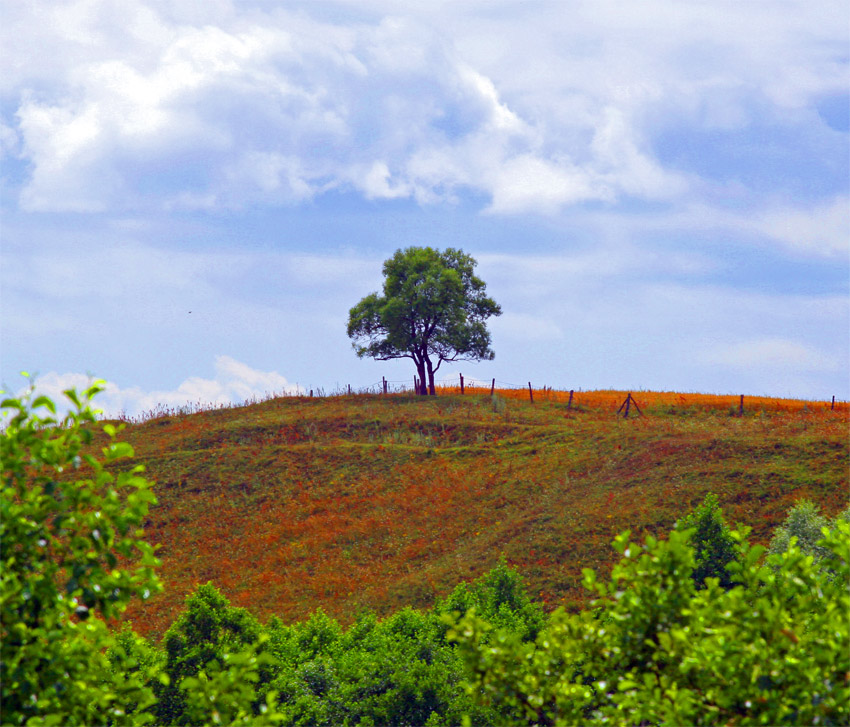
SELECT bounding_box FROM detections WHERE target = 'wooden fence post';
[617,392,644,419]
[832,395,835,411]
[528,382,534,403]
[460,373,464,394]
[739,394,744,416]
[383,377,388,395]
[490,378,495,396]
[348,384,351,395]
[310,389,313,398]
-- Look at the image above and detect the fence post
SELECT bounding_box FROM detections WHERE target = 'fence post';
[310,389,313,398]
[348,384,351,395]
[568,389,574,410]
[460,373,464,395]
[832,395,835,411]
[528,382,534,403]
[739,394,744,416]
[383,377,387,395]
[490,378,495,396]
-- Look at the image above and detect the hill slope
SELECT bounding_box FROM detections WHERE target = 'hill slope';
[115,389,848,638]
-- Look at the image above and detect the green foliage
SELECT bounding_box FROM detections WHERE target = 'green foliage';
[179,637,284,727]
[768,498,835,564]
[267,607,496,726]
[259,562,544,726]
[347,247,501,394]
[156,583,271,725]
[454,523,850,726]
[674,492,738,589]
[1,381,162,726]
[106,625,168,723]
[435,557,545,642]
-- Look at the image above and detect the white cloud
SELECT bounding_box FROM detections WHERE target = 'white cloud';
[359,160,411,200]
[486,155,602,215]
[14,356,303,419]
[6,0,842,216]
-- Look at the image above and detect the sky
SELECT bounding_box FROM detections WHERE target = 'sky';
[1,0,848,417]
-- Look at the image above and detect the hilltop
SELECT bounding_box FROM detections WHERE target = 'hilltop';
[114,388,848,638]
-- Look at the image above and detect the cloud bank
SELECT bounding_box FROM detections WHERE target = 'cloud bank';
[12,356,302,420]
[2,0,846,232]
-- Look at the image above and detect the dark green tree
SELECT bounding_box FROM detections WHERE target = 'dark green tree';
[347,247,501,395]
[674,492,738,590]
[155,583,269,725]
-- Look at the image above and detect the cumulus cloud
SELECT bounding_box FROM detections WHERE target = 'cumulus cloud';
[4,0,843,217]
[13,356,303,419]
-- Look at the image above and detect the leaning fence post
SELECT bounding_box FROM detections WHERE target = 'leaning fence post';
[528,382,534,403]
[617,392,643,419]
[460,373,464,395]
[490,378,495,396]
[831,395,835,411]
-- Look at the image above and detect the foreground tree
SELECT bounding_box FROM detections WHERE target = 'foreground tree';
[1,380,162,725]
[347,247,501,395]
[453,524,849,726]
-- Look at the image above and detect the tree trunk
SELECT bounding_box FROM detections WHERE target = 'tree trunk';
[415,360,427,395]
[426,358,436,395]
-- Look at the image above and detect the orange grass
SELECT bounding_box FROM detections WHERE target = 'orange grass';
[108,388,849,639]
[438,384,847,413]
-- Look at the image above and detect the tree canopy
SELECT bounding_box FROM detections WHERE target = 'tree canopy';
[347,247,501,394]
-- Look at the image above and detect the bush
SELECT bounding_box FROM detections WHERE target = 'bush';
[267,605,498,725]
[768,499,834,564]
[434,557,545,642]
[454,523,850,725]
[155,583,271,725]
[674,492,738,589]
[1,381,162,725]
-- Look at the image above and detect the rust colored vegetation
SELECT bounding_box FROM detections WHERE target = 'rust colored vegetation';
[107,388,848,640]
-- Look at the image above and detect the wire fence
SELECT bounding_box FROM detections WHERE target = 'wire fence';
[116,371,849,424]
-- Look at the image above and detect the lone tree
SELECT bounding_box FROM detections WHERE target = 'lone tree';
[347,247,501,395]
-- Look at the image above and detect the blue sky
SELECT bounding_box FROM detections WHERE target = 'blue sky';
[1,0,848,416]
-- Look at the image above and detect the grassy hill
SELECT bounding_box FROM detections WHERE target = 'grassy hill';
[114,388,849,639]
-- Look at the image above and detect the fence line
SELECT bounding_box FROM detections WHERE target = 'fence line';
[115,373,850,424]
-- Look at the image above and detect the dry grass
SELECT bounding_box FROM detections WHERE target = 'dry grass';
[109,388,848,639]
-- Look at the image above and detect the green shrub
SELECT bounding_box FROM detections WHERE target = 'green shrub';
[156,583,271,725]
[267,606,497,726]
[674,492,738,589]
[1,381,162,726]
[434,557,545,642]
[768,499,833,563]
[454,522,850,726]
